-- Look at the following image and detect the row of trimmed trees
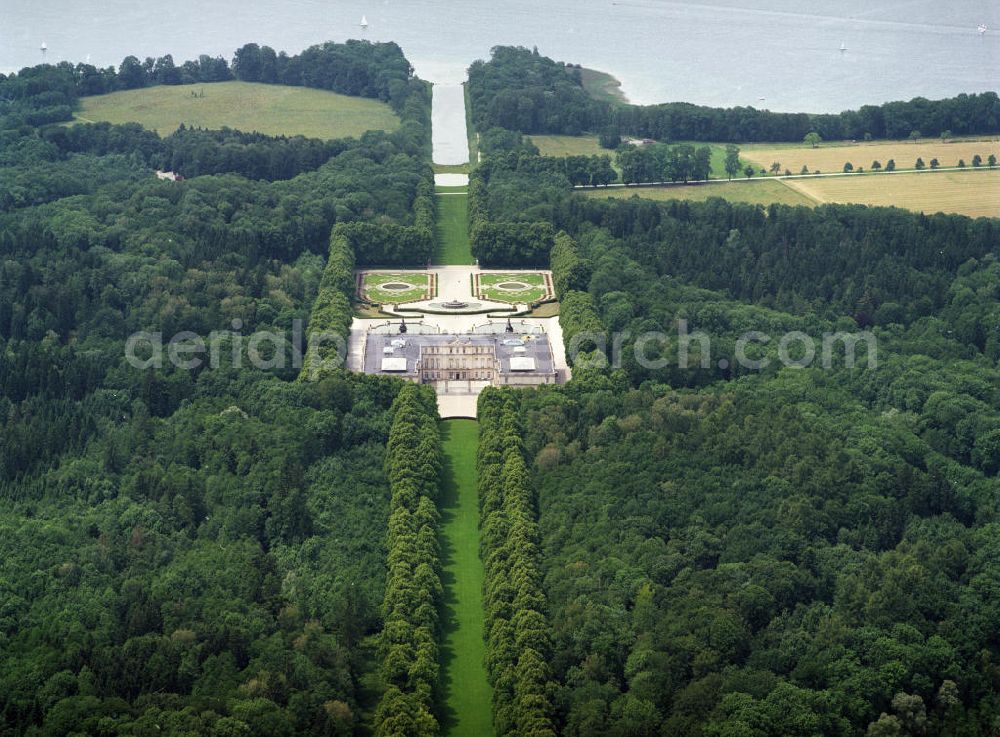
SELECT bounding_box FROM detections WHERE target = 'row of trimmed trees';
[299,226,355,381]
[375,384,444,737]
[478,388,557,737]
[550,232,606,374]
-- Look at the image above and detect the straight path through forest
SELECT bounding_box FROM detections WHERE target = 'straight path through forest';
[437,419,493,736]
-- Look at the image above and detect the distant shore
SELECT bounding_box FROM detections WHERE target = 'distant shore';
[579,67,629,104]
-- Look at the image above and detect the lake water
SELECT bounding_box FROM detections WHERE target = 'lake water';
[1,0,997,111]
[431,84,468,165]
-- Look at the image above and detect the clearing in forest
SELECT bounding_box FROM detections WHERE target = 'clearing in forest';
[782,169,1000,218]
[75,81,400,139]
[437,420,494,737]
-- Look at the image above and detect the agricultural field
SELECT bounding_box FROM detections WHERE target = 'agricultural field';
[583,179,814,207]
[75,81,401,139]
[359,271,435,304]
[475,271,553,303]
[783,169,1000,218]
[742,137,999,175]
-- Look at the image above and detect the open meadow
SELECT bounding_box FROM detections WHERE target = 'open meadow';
[583,167,1000,217]
[75,81,400,139]
[783,169,1000,218]
[360,272,435,304]
[742,137,1000,174]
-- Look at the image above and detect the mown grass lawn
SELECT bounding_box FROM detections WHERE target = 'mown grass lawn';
[434,191,475,265]
[75,81,400,139]
[783,168,1000,218]
[360,272,433,304]
[437,420,494,737]
[477,272,551,303]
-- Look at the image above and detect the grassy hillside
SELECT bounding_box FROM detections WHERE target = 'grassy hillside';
[75,81,400,139]
[437,420,494,737]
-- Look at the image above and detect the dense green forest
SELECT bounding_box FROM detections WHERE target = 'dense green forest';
[0,41,431,211]
[5,31,1000,737]
[465,117,1000,733]
[1,370,403,735]
[468,46,1000,142]
[0,41,439,737]
[375,385,443,737]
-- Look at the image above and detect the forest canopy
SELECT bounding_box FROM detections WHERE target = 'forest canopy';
[0,39,437,737]
[466,125,1000,734]
[468,45,1000,141]
[5,28,1000,737]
